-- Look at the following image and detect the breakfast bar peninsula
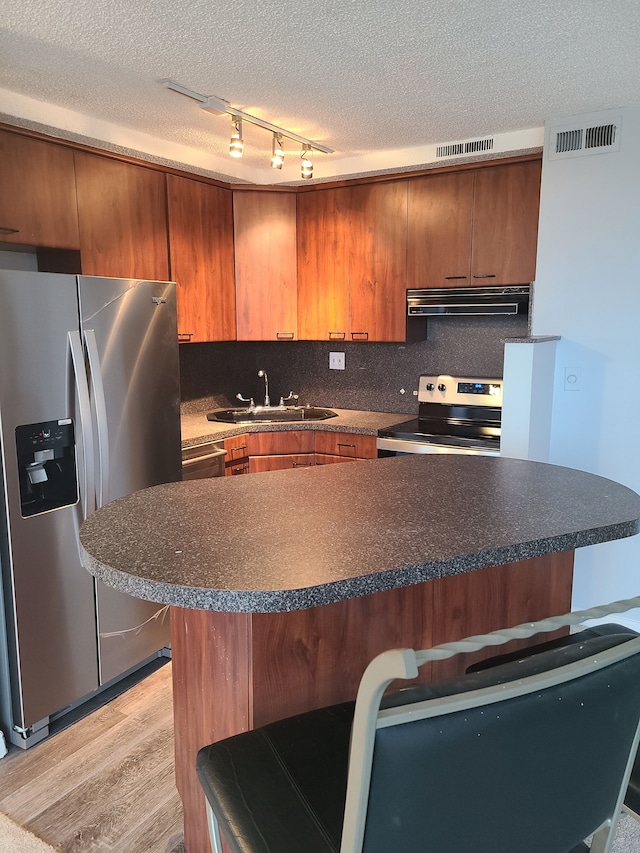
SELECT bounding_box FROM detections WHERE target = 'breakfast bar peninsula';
[79,454,640,853]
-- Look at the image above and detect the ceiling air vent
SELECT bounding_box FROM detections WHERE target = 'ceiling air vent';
[548,114,621,161]
[436,137,494,159]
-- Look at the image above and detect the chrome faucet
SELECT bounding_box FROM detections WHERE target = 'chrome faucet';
[257,369,270,407]
[236,393,255,409]
[280,391,299,407]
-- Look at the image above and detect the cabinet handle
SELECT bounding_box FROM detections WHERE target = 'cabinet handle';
[351,331,368,340]
[337,442,356,449]
[178,332,194,341]
[276,331,295,340]
[0,226,19,234]
[292,461,313,467]
[472,274,497,279]
[229,444,247,454]
[445,275,467,280]
[329,331,346,340]
[230,463,249,474]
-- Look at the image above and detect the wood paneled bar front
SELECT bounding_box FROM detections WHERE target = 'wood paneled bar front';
[78,455,640,853]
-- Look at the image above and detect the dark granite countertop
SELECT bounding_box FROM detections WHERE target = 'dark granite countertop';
[79,455,640,614]
[181,408,412,447]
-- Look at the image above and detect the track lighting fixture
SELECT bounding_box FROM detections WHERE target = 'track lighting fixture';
[301,146,313,179]
[162,80,333,176]
[271,133,285,169]
[229,117,244,158]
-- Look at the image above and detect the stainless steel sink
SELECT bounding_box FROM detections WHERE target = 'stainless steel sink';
[207,406,338,424]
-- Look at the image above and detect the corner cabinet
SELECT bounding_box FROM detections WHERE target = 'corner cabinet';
[234,191,298,341]
[167,175,236,343]
[407,158,541,288]
[74,151,169,281]
[297,182,408,342]
[0,130,80,249]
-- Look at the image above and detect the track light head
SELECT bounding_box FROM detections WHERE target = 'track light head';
[271,133,284,169]
[301,146,313,179]
[229,117,244,158]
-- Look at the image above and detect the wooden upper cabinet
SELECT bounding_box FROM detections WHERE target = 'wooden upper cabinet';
[234,191,297,341]
[298,182,408,342]
[0,130,80,249]
[347,181,408,342]
[407,170,473,288]
[74,151,169,281]
[297,187,350,341]
[407,159,541,288]
[471,159,542,285]
[167,175,235,343]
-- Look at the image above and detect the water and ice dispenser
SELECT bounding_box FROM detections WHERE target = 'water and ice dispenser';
[15,420,78,517]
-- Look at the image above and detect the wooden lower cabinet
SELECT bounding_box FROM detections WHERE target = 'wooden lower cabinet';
[247,431,314,456]
[247,430,314,473]
[313,430,377,460]
[315,453,361,465]
[222,429,377,474]
[223,434,250,476]
[249,454,315,473]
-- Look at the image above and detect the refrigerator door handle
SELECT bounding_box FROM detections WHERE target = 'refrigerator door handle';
[84,329,110,509]
[68,330,95,518]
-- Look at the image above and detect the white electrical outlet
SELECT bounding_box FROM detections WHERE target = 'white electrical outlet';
[329,351,345,370]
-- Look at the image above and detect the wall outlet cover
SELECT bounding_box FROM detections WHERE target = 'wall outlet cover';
[329,352,345,370]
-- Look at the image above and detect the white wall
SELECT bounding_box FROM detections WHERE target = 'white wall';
[532,104,640,628]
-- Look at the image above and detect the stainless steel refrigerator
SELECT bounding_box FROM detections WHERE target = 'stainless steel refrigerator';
[0,271,181,748]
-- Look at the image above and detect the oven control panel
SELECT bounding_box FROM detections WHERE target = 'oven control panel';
[418,375,503,406]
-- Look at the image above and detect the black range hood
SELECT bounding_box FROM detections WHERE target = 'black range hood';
[407,285,530,317]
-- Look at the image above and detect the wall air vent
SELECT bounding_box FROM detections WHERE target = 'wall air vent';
[436,137,494,159]
[548,114,621,161]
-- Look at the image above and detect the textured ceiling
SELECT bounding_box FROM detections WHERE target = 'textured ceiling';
[0,0,639,183]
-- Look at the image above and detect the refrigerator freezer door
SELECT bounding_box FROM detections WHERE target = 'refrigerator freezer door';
[78,277,181,683]
[0,270,99,733]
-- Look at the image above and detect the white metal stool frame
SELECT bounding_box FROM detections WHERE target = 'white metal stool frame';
[203,593,640,853]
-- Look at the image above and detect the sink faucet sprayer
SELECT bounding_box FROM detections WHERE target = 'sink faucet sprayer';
[257,369,270,407]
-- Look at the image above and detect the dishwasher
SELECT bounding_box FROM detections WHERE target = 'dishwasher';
[181,441,227,480]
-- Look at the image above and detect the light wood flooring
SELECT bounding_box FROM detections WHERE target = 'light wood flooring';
[0,662,184,853]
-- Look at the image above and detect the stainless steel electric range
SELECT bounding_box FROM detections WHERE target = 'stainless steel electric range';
[377,375,503,457]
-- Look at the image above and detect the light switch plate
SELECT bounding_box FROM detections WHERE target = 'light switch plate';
[329,351,345,370]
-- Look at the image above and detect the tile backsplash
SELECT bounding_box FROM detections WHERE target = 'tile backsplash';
[180,314,528,415]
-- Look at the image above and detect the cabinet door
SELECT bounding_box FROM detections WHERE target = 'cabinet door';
[234,191,297,341]
[347,181,408,341]
[0,130,80,249]
[223,432,250,476]
[75,152,169,280]
[314,431,377,459]
[167,175,235,343]
[249,454,314,473]
[407,170,474,288]
[247,431,314,456]
[297,187,350,341]
[471,160,542,285]
[315,453,363,465]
